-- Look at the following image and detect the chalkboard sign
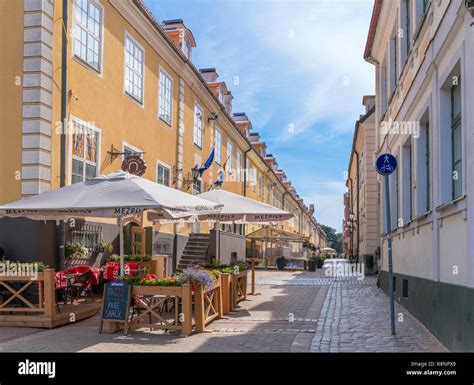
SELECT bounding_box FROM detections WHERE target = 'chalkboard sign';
[99,280,131,333]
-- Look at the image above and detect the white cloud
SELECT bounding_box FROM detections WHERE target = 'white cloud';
[247,0,375,143]
[301,180,347,232]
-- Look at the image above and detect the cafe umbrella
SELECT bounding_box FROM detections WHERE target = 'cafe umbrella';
[148,188,295,265]
[0,171,223,274]
[149,188,294,224]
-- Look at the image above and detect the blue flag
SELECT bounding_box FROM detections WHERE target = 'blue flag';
[215,169,224,187]
[198,148,214,176]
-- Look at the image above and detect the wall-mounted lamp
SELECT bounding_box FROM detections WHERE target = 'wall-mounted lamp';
[208,112,218,122]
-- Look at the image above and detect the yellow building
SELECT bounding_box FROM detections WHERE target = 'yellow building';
[0,0,325,268]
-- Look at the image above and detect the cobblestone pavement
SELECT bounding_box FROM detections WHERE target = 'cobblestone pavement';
[310,276,447,352]
[0,271,447,352]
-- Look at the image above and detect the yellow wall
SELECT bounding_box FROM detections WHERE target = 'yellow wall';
[0,0,24,205]
[0,0,322,243]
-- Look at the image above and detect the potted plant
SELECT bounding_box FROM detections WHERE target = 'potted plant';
[308,256,317,272]
[65,242,87,258]
[316,256,325,269]
[98,241,113,254]
[276,256,286,271]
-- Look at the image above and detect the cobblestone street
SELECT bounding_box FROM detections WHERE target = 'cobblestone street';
[0,271,446,352]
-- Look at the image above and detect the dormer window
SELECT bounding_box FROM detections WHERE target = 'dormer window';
[181,38,190,59]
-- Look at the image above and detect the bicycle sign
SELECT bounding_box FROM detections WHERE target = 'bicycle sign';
[376,153,397,176]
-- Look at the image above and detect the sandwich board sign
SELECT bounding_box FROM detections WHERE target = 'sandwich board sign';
[99,279,131,334]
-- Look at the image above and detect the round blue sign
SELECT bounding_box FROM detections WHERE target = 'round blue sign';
[376,153,397,176]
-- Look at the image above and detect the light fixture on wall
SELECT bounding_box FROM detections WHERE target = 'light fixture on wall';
[183,166,200,190]
[208,112,218,122]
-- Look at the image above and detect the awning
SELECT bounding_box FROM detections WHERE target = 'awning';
[246,227,309,243]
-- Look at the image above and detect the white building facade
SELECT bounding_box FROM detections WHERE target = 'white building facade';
[365,0,474,351]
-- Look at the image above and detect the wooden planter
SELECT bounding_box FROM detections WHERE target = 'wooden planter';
[0,269,101,328]
[125,284,193,336]
[232,270,248,308]
[221,271,249,314]
[194,278,223,332]
[221,274,233,314]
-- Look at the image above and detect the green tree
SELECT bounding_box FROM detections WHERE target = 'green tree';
[320,224,343,255]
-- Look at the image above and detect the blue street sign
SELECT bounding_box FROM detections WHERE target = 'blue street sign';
[376,153,397,176]
[376,152,397,335]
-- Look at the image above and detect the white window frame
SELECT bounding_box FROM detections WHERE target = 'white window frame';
[124,31,145,105]
[181,37,190,59]
[236,150,242,181]
[158,67,173,126]
[122,141,143,161]
[389,26,398,99]
[157,160,171,187]
[68,116,102,185]
[226,141,233,173]
[401,138,413,223]
[215,129,222,165]
[194,104,203,148]
[416,111,430,216]
[72,0,104,73]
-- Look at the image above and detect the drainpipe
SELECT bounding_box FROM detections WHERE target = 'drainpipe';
[354,149,360,264]
[282,191,288,209]
[242,146,251,236]
[58,0,69,271]
[348,176,354,259]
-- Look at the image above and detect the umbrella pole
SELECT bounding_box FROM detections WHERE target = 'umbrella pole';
[263,226,268,270]
[118,217,124,277]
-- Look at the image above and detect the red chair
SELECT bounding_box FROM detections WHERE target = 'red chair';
[62,266,98,302]
[103,262,119,281]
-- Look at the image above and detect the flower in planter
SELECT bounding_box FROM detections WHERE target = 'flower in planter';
[231,261,249,273]
[183,266,215,291]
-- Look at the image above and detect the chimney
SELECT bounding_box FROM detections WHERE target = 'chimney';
[199,68,219,83]
[249,132,260,143]
[161,19,196,61]
[309,204,315,215]
[233,112,252,138]
[224,91,233,115]
[362,95,376,113]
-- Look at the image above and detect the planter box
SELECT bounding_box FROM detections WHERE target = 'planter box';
[126,284,193,336]
[194,278,223,332]
[232,270,248,308]
[221,273,233,314]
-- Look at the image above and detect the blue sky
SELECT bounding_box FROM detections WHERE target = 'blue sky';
[144,0,375,231]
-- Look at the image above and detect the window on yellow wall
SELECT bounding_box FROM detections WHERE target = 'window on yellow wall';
[194,105,203,148]
[159,68,173,125]
[124,34,144,103]
[258,174,262,198]
[157,163,170,186]
[236,150,242,181]
[215,129,222,164]
[74,0,103,71]
[252,169,256,193]
[226,141,233,173]
[72,122,100,184]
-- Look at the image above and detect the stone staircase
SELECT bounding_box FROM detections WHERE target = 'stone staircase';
[177,233,210,271]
